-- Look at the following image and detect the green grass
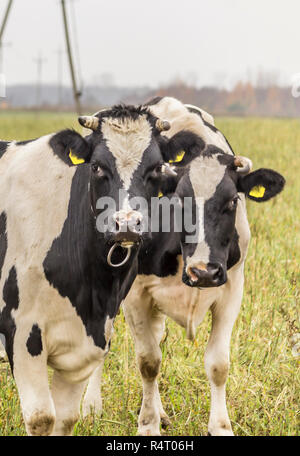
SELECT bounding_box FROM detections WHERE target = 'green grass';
[0,113,299,436]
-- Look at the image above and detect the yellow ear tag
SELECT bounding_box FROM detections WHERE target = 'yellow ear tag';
[249,185,265,198]
[158,191,163,198]
[169,150,185,163]
[69,149,85,165]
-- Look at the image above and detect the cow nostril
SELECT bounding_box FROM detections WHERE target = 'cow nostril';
[190,267,202,280]
[210,264,223,281]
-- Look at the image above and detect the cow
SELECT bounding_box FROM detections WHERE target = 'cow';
[83,97,285,436]
[0,103,194,436]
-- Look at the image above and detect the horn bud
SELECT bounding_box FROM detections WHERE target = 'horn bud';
[161,163,177,177]
[156,119,171,132]
[234,156,252,174]
[78,115,99,131]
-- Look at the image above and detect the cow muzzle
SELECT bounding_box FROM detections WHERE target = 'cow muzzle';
[106,210,143,268]
[111,210,143,245]
[185,262,227,288]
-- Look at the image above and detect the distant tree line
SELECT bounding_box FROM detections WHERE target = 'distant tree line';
[2,80,300,117]
[133,80,300,118]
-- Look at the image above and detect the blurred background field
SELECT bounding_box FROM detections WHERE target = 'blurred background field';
[0,113,299,436]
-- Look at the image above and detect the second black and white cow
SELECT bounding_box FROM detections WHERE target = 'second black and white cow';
[83,97,285,436]
[0,104,190,436]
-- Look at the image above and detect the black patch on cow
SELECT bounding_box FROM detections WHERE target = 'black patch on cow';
[144,96,163,106]
[98,104,152,123]
[49,129,92,167]
[16,138,36,146]
[186,105,235,154]
[138,204,181,277]
[93,103,166,137]
[139,243,180,277]
[0,212,7,281]
[165,130,206,165]
[238,168,285,202]
[0,141,9,159]
[26,324,43,357]
[0,266,19,372]
[227,229,241,269]
[186,105,218,132]
[43,166,139,351]
[202,171,240,273]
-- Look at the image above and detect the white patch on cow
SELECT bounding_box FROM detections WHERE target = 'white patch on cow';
[186,155,226,268]
[147,96,233,155]
[101,115,152,190]
[104,316,114,346]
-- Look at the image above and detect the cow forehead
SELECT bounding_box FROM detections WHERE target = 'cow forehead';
[189,155,227,201]
[101,115,153,189]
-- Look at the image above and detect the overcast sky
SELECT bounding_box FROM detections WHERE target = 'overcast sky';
[1,0,299,89]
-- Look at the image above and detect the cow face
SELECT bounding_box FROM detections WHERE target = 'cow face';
[78,105,175,246]
[176,150,285,288]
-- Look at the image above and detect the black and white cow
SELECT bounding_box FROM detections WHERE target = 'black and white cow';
[83,97,285,436]
[0,104,189,436]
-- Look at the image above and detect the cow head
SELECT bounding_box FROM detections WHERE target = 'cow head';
[175,149,285,288]
[50,105,174,252]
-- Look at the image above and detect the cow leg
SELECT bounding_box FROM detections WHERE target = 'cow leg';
[50,370,87,436]
[204,272,244,436]
[13,345,55,435]
[0,337,7,362]
[82,363,104,417]
[155,382,171,429]
[123,296,167,436]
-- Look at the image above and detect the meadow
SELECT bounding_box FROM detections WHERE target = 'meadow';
[0,111,299,436]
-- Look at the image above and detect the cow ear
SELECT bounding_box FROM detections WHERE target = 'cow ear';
[49,129,92,167]
[161,130,206,166]
[238,168,285,202]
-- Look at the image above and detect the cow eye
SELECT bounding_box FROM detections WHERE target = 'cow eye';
[226,196,239,211]
[151,164,163,175]
[91,163,104,176]
[146,164,163,180]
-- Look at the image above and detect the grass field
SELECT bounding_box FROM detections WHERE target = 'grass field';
[0,112,299,436]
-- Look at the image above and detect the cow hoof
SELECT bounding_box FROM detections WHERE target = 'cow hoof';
[161,414,171,430]
[137,428,161,436]
[26,411,55,436]
[0,350,7,363]
[207,422,234,436]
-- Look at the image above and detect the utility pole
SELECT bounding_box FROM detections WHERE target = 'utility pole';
[61,0,81,115]
[33,51,47,108]
[0,0,13,98]
[0,0,13,45]
[0,41,11,74]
